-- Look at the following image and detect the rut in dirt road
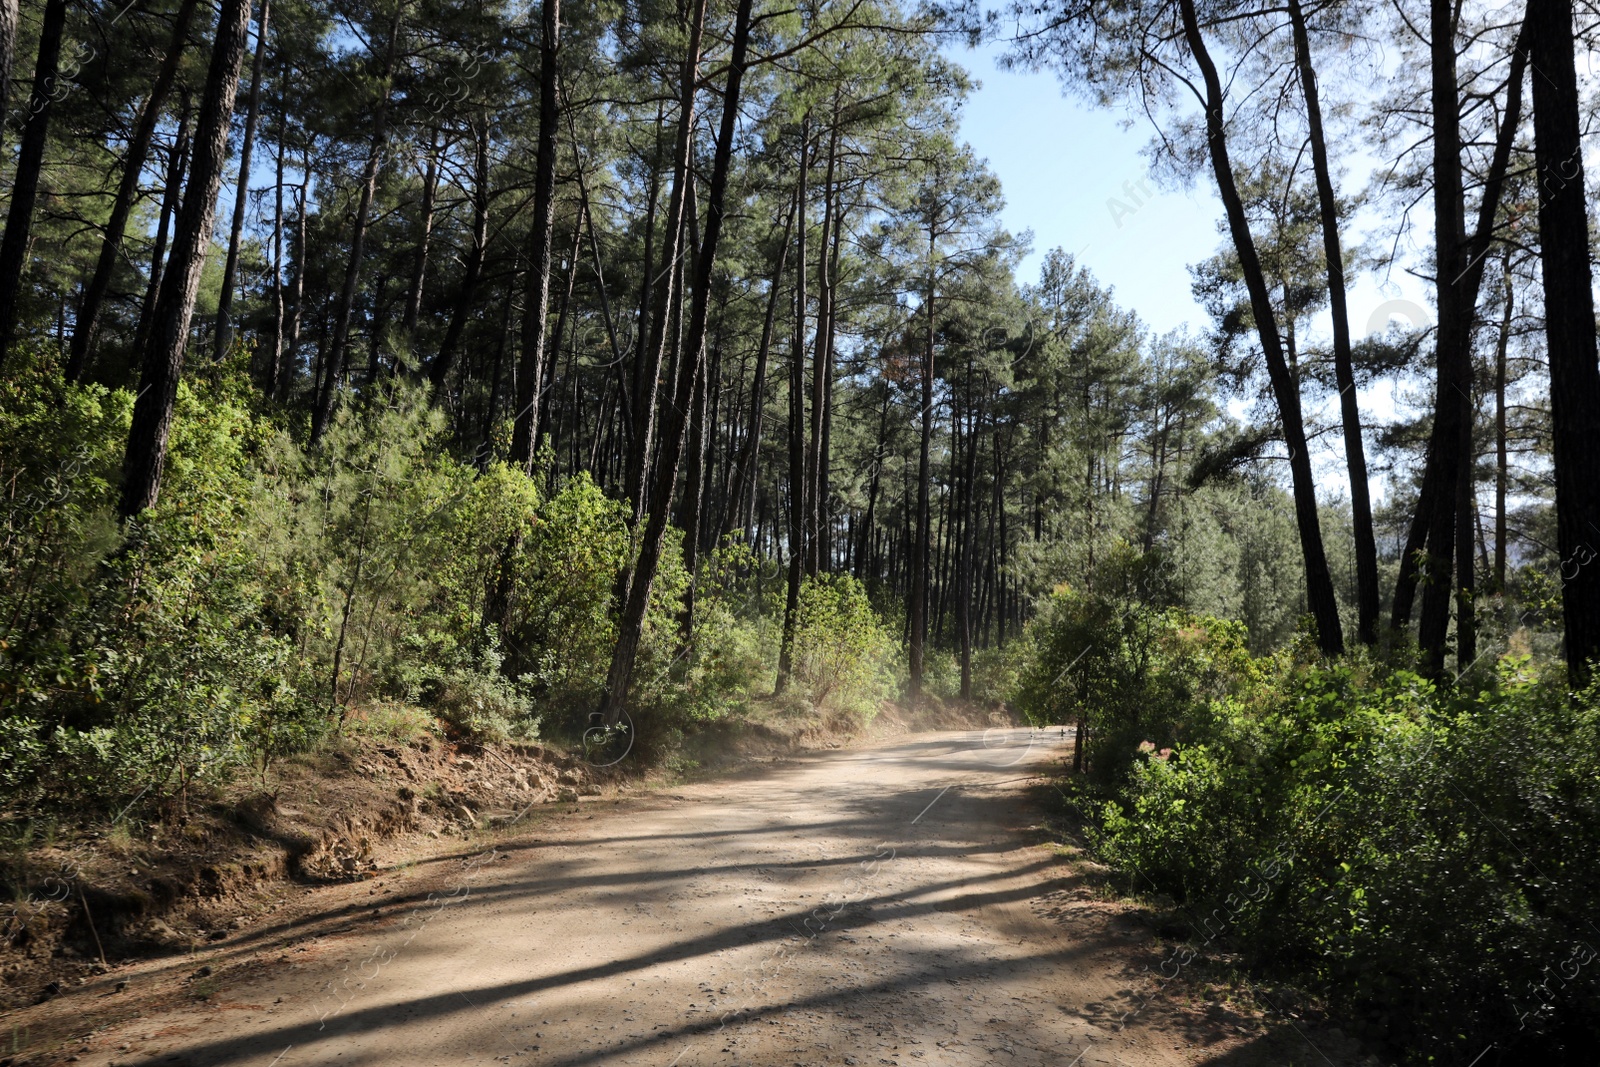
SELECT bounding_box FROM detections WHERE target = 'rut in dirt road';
[52,730,1306,1067]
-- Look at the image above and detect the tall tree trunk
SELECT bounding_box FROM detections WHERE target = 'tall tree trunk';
[805,111,839,576]
[1177,0,1343,655]
[908,213,936,699]
[677,337,710,643]
[569,109,629,396]
[118,0,253,518]
[283,156,308,397]
[66,0,200,381]
[541,222,584,465]
[1416,0,1472,677]
[1493,254,1511,594]
[1288,0,1378,645]
[958,367,980,701]
[213,0,271,359]
[819,193,844,570]
[595,0,755,724]
[1413,10,1526,675]
[1528,0,1600,683]
[621,1,708,522]
[403,128,441,340]
[727,196,794,541]
[365,273,388,382]
[487,0,562,643]
[266,104,287,396]
[0,0,68,368]
[777,124,810,693]
[0,0,17,149]
[1392,449,1434,631]
[309,3,403,447]
[133,104,192,363]
[628,105,665,432]
[855,385,891,580]
[479,264,520,466]
[429,117,491,392]
[508,0,563,468]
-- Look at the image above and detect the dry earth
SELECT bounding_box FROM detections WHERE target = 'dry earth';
[3,729,1376,1067]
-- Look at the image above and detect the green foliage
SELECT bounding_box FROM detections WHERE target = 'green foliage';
[1012,572,1256,783]
[791,574,895,720]
[0,354,319,803]
[676,538,782,722]
[507,473,627,702]
[1074,642,1600,1062]
[1,375,555,804]
[0,360,914,804]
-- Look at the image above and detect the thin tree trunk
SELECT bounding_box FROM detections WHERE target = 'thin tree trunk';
[118,0,253,518]
[541,222,584,463]
[908,213,936,699]
[1493,254,1511,594]
[958,369,980,701]
[855,385,891,580]
[365,273,388,382]
[0,0,69,368]
[805,111,839,576]
[429,117,491,392]
[508,0,563,468]
[133,105,192,363]
[629,104,665,432]
[1288,0,1378,645]
[309,3,404,447]
[778,123,810,693]
[214,0,271,359]
[819,192,844,571]
[569,108,629,397]
[0,0,17,149]
[1412,13,1526,673]
[403,128,441,339]
[622,1,708,521]
[596,0,755,724]
[479,265,521,466]
[66,0,200,381]
[677,339,710,643]
[283,160,308,397]
[1528,0,1600,683]
[727,195,794,541]
[267,105,286,396]
[1177,0,1343,655]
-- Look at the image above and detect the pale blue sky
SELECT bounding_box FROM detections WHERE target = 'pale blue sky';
[948,39,1435,351]
[947,39,1439,502]
[948,40,1223,336]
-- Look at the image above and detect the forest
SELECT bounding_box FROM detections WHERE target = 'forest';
[1,0,1598,1060]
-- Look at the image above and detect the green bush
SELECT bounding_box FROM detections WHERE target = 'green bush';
[1012,583,1256,780]
[676,538,781,721]
[504,471,628,712]
[791,573,895,720]
[1084,649,1600,1063]
[0,354,902,806]
[0,355,319,805]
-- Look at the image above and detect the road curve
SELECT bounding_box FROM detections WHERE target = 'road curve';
[50,729,1307,1067]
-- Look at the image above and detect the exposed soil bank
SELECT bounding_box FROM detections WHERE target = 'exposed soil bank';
[1,723,1372,1067]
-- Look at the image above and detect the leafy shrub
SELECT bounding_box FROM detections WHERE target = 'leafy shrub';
[420,641,540,742]
[1013,584,1255,780]
[676,538,781,721]
[504,471,628,710]
[1084,649,1600,1063]
[791,574,894,720]
[920,649,962,701]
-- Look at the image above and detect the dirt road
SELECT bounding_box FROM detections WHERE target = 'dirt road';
[24,729,1363,1067]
